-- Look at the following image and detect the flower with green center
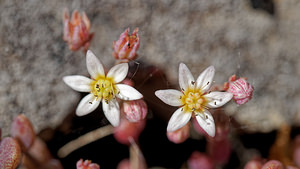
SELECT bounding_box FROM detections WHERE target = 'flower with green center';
[63,50,143,126]
[155,63,232,137]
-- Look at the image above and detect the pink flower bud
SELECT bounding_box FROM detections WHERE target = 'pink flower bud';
[261,160,284,169]
[113,28,140,62]
[10,114,35,152]
[76,159,100,169]
[114,118,146,145]
[244,160,263,169]
[0,137,22,169]
[122,99,147,122]
[63,8,93,52]
[187,151,215,169]
[225,75,253,105]
[167,122,189,144]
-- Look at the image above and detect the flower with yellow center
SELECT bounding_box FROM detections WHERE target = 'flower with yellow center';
[63,50,143,126]
[155,63,232,137]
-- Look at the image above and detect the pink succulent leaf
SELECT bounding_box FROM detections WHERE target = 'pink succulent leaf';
[10,114,35,151]
[0,137,22,169]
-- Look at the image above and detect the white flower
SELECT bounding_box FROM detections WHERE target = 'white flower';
[63,50,143,126]
[155,63,232,137]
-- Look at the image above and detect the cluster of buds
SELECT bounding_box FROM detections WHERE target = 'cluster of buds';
[76,159,100,169]
[224,75,253,105]
[0,114,63,169]
[113,28,140,62]
[63,8,94,52]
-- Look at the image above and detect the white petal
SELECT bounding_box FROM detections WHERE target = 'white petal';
[179,63,195,91]
[196,66,215,92]
[195,110,215,137]
[86,50,105,79]
[167,108,192,132]
[155,89,183,106]
[63,75,92,92]
[107,63,128,83]
[76,93,100,116]
[205,92,233,108]
[102,99,120,126]
[116,84,143,100]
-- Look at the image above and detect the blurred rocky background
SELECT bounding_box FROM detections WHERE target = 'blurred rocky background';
[0,0,300,136]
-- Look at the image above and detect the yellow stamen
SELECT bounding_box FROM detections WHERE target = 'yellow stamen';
[90,76,118,102]
[180,88,207,114]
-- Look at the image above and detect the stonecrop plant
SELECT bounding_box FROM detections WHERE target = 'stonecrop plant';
[155,64,233,137]
[63,50,143,126]
[0,7,259,169]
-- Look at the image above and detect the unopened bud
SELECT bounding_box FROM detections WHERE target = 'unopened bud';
[113,28,140,62]
[63,8,93,52]
[10,114,35,152]
[123,99,147,122]
[0,137,22,169]
[167,122,189,144]
[225,75,253,105]
[76,159,100,169]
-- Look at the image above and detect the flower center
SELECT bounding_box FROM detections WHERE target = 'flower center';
[180,88,207,114]
[90,76,118,104]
